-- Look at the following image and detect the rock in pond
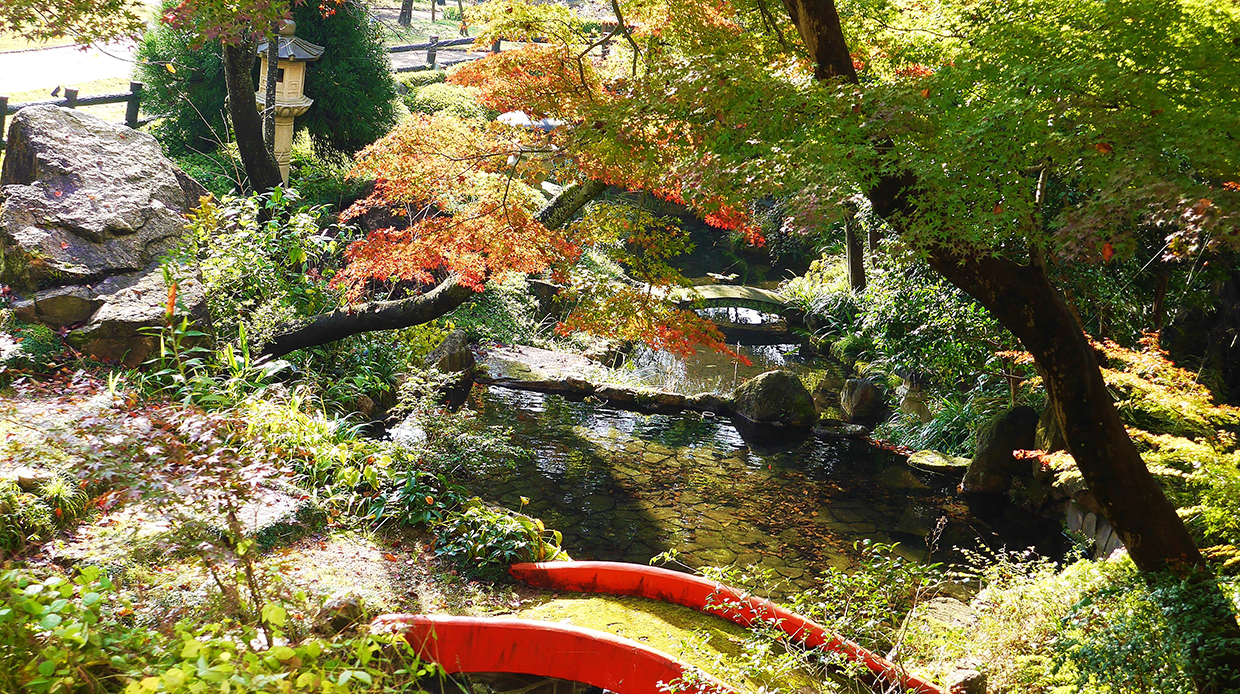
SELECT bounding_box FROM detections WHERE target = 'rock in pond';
[961,406,1038,495]
[810,365,846,412]
[425,328,476,375]
[731,370,816,427]
[840,377,886,424]
[907,449,970,477]
[2,106,209,366]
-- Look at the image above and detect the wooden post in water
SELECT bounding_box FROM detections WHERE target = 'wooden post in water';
[125,81,143,128]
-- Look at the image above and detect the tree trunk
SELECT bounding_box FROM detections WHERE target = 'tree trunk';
[258,179,608,358]
[1152,270,1170,332]
[222,40,284,194]
[260,276,475,359]
[398,0,414,26]
[263,33,278,154]
[779,0,1210,580]
[778,0,856,80]
[929,251,1203,570]
[926,249,1240,692]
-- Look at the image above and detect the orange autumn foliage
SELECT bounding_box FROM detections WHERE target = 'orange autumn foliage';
[449,45,603,119]
[335,114,579,301]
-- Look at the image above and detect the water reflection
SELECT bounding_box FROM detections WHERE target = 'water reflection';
[444,386,1066,592]
[624,339,807,395]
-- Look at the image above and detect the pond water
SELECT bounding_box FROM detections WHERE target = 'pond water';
[433,352,1066,592]
[621,307,806,395]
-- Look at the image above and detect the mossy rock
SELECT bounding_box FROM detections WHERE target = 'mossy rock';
[907,449,970,477]
[732,370,816,427]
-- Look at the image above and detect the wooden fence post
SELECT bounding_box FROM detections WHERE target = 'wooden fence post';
[492,39,501,54]
[125,81,143,128]
[427,35,438,68]
[65,88,79,109]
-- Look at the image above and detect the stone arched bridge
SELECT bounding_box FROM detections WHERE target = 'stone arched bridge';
[667,284,804,327]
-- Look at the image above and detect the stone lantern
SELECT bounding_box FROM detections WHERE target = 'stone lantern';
[255,21,324,184]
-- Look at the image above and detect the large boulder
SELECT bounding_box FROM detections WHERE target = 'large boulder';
[961,406,1038,494]
[840,377,887,424]
[731,370,816,427]
[1,106,208,366]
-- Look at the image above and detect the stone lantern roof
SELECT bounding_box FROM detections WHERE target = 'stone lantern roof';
[255,21,324,62]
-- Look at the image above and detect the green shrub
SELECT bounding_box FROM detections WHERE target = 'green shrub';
[442,275,543,346]
[1053,561,1240,693]
[171,149,245,198]
[406,82,488,120]
[288,133,369,213]
[0,565,441,694]
[434,497,567,581]
[290,0,400,160]
[138,0,397,160]
[2,322,63,374]
[692,541,943,685]
[0,566,157,693]
[398,69,448,93]
[875,394,1008,457]
[135,7,227,155]
[188,189,344,347]
[0,480,55,555]
[784,257,1020,394]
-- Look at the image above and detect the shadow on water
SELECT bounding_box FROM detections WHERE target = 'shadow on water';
[439,384,1068,593]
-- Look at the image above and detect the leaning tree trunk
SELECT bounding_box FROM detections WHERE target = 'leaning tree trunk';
[776,0,1240,688]
[928,252,1204,571]
[222,40,284,194]
[257,179,608,358]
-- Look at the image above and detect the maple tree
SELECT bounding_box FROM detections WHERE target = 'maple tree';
[259,107,740,360]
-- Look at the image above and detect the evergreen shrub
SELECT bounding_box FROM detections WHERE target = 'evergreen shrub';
[406,82,488,120]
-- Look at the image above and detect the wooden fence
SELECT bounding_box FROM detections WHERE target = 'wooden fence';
[1,81,146,151]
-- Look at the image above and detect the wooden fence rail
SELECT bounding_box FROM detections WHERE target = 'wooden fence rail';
[1,81,146,151]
